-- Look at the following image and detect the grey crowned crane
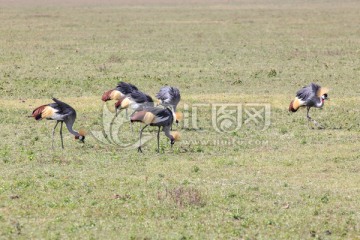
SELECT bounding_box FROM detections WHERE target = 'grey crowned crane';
[102,81,138,102]
[114,90,154,117]
[30,98,85,149]
[156,86,182,126]
[289,83,329,128]
[130,106,180,153]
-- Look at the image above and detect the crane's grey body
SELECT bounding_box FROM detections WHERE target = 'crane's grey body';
[116,90,155,132]
[128,90,154,112]
[156,86,181,111]
[116,82,138,95]
[135,106,175,153]
[294,83,328,128]
[296,83,324,108]
[39,98,84,149]
[146,107,174,127]
[49,98,76,121]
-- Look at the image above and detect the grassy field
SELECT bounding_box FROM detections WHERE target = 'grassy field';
[1,0,360,239]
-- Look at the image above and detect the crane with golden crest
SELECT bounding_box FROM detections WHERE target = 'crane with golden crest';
[30,98,85,149]
[156,86,182,126]
[289,83,329,128]
[130,106,181,153]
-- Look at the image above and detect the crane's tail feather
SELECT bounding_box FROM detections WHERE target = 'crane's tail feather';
[115,100,121,109]
[289,97,303,112]
[102,90,113,101]
[31,105,47,120]
[289,100,297,112]
[102,90,122,102]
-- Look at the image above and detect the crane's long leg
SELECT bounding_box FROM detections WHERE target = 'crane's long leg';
[306,106,311,120]
[129,110,136,118]
[306,107,322,129]
[306,106,312,128]
[157,126,160,153]
[138,125,148,153]
[59,121,64,149]
[115,106,126,117]
[52,121,59,149]
[129,110,136,132]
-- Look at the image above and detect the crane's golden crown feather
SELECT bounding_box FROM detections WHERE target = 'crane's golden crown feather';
[101,90,112,101]
[79,129,87,136]
[317,87,329,97]
[175,112,183,121]
[289,97,303,112]
[171,131,181,141]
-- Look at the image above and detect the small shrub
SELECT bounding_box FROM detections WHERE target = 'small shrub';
[268,69,277,78]
[192,165,200,173]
